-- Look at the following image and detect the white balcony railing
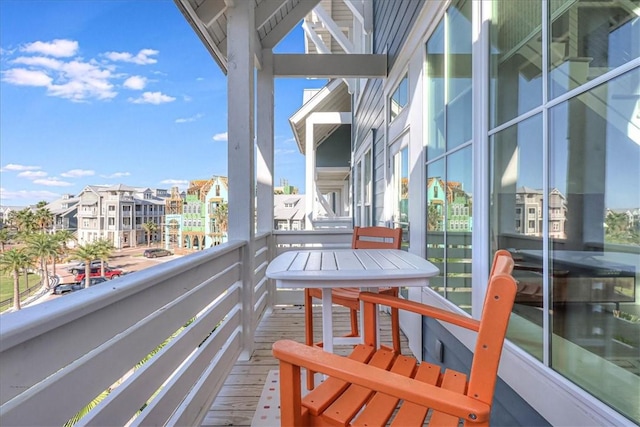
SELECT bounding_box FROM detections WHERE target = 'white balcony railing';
[0,229,352,426]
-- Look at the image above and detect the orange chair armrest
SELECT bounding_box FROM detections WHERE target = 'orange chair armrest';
[358,292,480,332]
[272,340,490,423]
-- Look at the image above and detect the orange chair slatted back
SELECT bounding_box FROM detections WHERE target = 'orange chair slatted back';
[467,252,515,407]
[351,226,402,250]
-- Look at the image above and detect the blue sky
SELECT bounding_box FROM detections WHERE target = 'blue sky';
[0,0,327,206]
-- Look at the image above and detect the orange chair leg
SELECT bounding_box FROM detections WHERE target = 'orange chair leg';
[349,308,359,337]
[391,307,400,353]
[304,288,316,390]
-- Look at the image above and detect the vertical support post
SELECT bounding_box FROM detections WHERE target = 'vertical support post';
[257,48,275,308]
[305,117,316,230]
[227,0,256,360]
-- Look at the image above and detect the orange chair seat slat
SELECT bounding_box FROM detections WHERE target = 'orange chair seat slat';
[350,355,418,427]
[389,362,441,426]
[320,348,397,425]
[302,345,376,415]
[428,368,468,426]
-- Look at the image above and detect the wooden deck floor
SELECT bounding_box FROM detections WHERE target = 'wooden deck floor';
[201,304,412,426]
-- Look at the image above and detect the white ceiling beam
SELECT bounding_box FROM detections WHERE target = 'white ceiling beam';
[195,0,226,27]
[261,0,321,48]
[273,54,386,77]
[302,21,330,54]
[255,0,286,28]
[342,0,364,25]
[313,4,354,53]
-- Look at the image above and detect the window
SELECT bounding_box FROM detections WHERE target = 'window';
[490,1,639,416]
[123,218,130,226]
[108,218,115,226]
[390,73,408,121]
[425,0,473,311]
[108,205,115,211]
[392,146,409,249]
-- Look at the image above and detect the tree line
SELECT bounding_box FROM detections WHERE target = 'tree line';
[0,204,114,311]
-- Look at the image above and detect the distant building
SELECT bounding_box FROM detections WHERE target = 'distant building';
[74,184,169,249]
[274,194,305,230]
[515,187,567,239]
[0,205,29,228]
[427,177,472,232]
[47,194,79,233]
[164,176,229,250]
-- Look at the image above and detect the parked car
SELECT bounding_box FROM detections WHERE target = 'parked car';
[53,277,108,295]
[143,248,173,258]
[67,260,107,275]
[75,267,123,282]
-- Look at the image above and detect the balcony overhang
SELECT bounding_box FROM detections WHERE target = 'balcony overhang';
[289,79,350,155]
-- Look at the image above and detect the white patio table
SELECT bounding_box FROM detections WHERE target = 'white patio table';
[266,249,439,353]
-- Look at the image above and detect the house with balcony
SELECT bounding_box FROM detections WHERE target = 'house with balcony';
[1,1,638,426]
[73,184,168,248]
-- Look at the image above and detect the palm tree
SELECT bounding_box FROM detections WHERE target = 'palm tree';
[212,203,228,233]
[93,238,115,277]
[54,229,76,261]
[0,248,32,311]
[25,233,58,291]
[0,227,13,252]
[14,208,36,234]
[74,243,99,288]
[142,221,158,247]
[34,207,54,232]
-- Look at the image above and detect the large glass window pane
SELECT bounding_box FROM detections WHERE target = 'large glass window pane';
[392,147,410,249]
[490,0,543,128]
[490,113,544,361]
[548,68,640,423]
[446,0,472,150]
[426,21,445,160]
[445,147,473,311]
[390,74,408,121]
[550,0,640,99]
[427,159,446,299]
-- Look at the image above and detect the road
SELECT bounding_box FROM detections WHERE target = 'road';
[32,246,181,305]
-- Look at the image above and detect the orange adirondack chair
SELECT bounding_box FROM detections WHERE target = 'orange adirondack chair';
[304,226,403,389]
[273,250,516,426]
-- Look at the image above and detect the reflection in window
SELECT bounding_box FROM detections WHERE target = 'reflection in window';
[549,68,639,420]
[490,0,543,128]
[390,74,408,121]
[490,113,544,360]
[549,0,640,99]
[425,0,473,311]
[392,147,409,249]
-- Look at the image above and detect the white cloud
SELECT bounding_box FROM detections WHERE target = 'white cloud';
[1,164,42,172]
[104,48,159,65]
[123,75,147,90]
[160,179,188,186]
[12,56,64,70]
[212,132,228,142]
[2,68,52,87]
[128,91,175,104]
[175,113,204,123]
[60,169,95,178]
[275,148,298,155]
[21,39,78,57]
[182,95,192,102]
[0,187,60,202]
[17,170,48,179]
[34,178,73,187]
[2,55,117,101]
[101,172,131,178]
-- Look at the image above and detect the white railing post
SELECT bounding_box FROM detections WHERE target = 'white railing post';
[226,0,256,361]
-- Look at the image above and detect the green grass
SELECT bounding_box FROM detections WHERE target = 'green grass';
[0,272,42,301]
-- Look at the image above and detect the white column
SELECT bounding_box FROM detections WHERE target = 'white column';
[227,0,256,360]
[256,48,275,309]
[305,117,316,230]
[257,49,274,234]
